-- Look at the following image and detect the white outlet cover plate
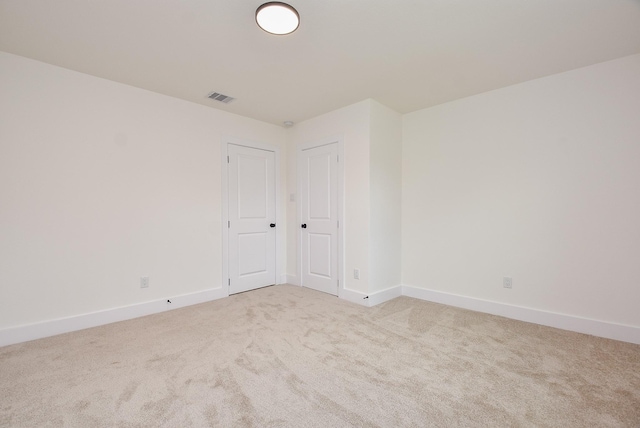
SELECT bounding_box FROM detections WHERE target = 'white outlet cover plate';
[503,277,512,288]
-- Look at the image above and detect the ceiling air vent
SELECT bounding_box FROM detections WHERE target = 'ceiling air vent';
[207,91,235,104]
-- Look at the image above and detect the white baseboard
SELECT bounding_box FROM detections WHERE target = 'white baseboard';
[339,285,402,307]
[339,288,370,306]
[6,283,635,347]
[0,287,227,348]
[285,274,299,286]
[402,285,640,345]
[367,285,402,307]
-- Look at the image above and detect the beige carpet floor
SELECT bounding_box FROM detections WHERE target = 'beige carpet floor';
[0,284,638,427]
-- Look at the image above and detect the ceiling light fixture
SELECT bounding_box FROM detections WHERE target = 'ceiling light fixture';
[256,2,300,35]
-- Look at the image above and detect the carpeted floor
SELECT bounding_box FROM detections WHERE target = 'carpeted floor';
[1,284,639,427]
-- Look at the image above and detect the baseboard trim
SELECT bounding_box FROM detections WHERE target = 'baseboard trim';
[0,287,227,348]
[339,285,402,307]
[339,288,369,306]
[367,285,402,307]
[285,274,299,286]
[402,285,640,345]
[6,284,635,347]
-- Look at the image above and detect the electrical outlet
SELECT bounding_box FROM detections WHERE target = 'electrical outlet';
[140,276,149,288]
[503,277,512,289]
[354,269,360,280]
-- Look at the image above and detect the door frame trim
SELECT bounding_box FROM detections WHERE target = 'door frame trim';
[297,136,345,297]
[221,136,282,296]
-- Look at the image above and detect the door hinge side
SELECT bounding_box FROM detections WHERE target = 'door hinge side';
[228,278,230,286]
[228,221,230,228]
[227,155,230,163]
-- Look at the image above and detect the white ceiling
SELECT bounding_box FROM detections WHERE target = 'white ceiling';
[1,0,640,126]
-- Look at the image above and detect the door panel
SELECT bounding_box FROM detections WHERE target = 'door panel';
[308,155,331,219]
[228,144,276,294]
[238,155,268,219]
[308,233,331,277]
[238,232,267,275]
[300,143,338,295]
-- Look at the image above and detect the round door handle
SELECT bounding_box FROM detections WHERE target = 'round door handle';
[301,224,307,229]
[270,223,276,228]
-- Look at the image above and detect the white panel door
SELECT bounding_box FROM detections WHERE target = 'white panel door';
[228,144,276,294]
[300,143,338,295]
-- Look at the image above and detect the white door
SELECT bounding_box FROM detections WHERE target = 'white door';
[228,144,276,294]
[300,143,339,295]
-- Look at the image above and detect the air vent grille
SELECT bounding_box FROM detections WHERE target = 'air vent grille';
[207,91,235,104]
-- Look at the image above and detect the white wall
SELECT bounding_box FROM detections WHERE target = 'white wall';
[0,52,286,331]
[402,54,640,328]
[4,47,638,344]
[369,101,402,293]
[287,99,403,298]
[286,101,371,293]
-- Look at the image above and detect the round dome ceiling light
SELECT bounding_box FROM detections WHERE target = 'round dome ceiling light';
[256,2,300,35]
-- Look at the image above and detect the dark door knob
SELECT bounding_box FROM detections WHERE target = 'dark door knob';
[301,224,307,229]
[270,223,276,228]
